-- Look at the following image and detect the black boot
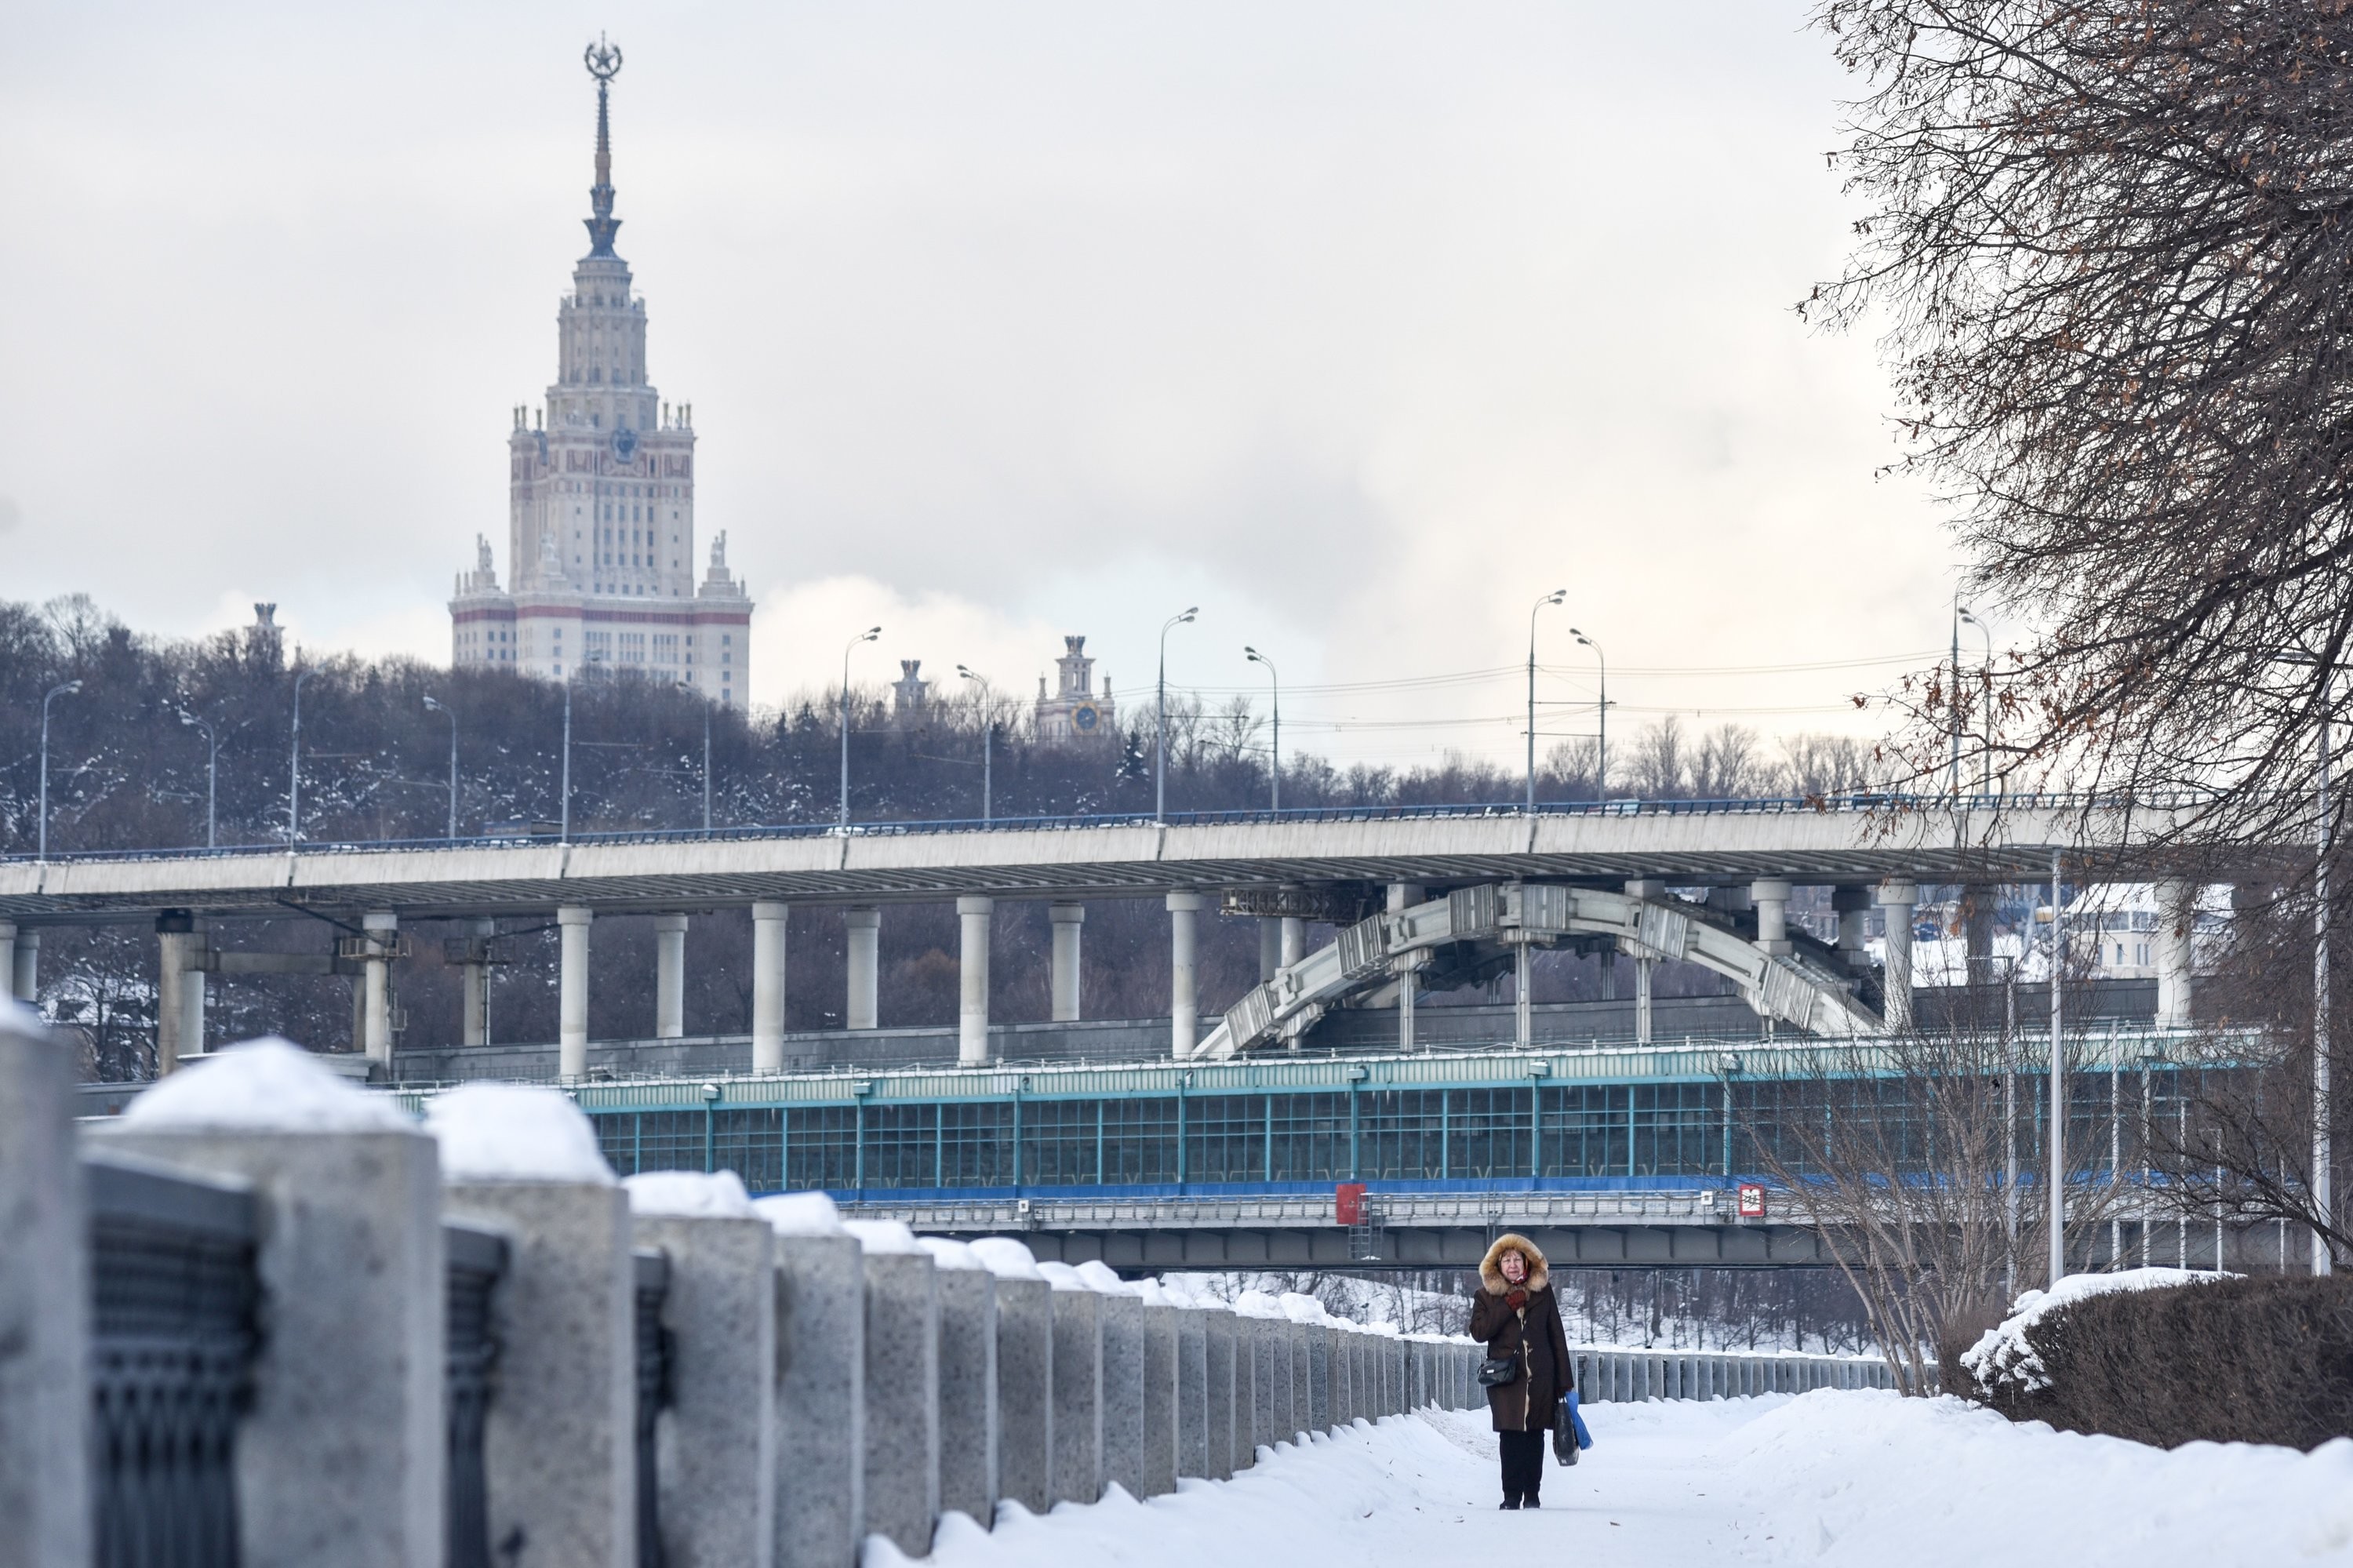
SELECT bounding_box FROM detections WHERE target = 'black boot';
[1499,1496,1521,1511]
[1523,1496,1542,1510]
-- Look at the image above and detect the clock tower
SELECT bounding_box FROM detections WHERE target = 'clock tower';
[451,37,754,704]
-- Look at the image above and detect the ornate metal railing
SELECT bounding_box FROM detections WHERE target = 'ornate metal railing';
[443,1222,508,1568]
[86,1152,260,1568]
[631,1249,672,1568]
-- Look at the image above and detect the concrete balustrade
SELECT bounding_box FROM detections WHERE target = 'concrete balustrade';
[5,1033,1540,1568]
[1569,1345,1894,1402]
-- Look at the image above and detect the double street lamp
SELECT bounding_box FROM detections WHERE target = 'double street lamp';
[288,668,316,847]
[38,679,82,861]
[1569,628,1606,801]
[1244,646,1279,812]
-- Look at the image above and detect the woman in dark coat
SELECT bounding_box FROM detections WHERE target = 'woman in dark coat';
[1467,1231,1574,1509]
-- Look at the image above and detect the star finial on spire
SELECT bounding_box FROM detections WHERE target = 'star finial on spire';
[582,35,624,258]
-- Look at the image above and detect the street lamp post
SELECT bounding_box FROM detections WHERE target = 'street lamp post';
[1570,628,1607,800]
[560,678,573,843]
[841,627,881,830]
[288,668,315,847]
[1157,607,1198,824]
[2050,847,2068,1287]
[38,679,82,861]
[1244,646,1279,812]
[423,695,458,840]
[955,665,993,823]
[1958,606,1993,798]
[676,682,711,834]
[1950,591,1964,798]
[1527,589,1566,814]
[179,709,217,849]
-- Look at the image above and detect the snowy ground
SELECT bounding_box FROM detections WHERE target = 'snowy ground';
[875,1392,2353,1568]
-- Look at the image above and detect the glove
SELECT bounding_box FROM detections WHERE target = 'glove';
[1506,1288,1529,1309]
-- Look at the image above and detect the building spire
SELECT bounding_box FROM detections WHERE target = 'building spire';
[583,35,624,258]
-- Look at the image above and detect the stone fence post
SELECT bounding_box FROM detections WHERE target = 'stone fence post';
[758,1195,864,1568]
[1173,1302,1208,1477]
[427,1082,635,1568]
[1035,1263,1103,1505]
[0,1001,85,1568]
[919,1239,998,1530]
[624,1172,775,1568]
[842,1221,940,1559]
[1202,1308,1238,1479]
[1077,1264,1144,1501]
[970,1239,1050,1518]
[1134,1287,1180,1498]
[104,1037,445,1568]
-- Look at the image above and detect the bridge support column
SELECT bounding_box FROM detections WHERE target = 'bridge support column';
[1279,887,1307,970]
[361,911,397,1068]
[557,905,592,1077]
[1833,886,1873,969]
[846,908,880,1030]
[0,923,15,1006]
[1877,880,1918,1032]
[653,913,688,1039]
[2157,879,2196,1028]
[460,919,495,1046]
[1259,919,1281,983]
[1512,937,1533,1050]
[1395,951,1420,1051]
[155,912,197,1074]
[1598,948,1617,1001]
[1750,879,1793,955]
[9,926,35,1002]
[958,896,994,1066]
[1050,902,1085,1022]
[1624,879,1663,1045]
[1168,893,1202,1058]
[1962,886,1998,988]
[752,901,789,1073]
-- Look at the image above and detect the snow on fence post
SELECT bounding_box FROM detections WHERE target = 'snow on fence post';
[759,1195,865,1568]
[1138,1292,1180,1499]
[0,1001,87,1568]
[1081,1267,1144,1502]
[624,1174,777,1568]
[918,1239,998,1530]
[970,1241,1050,1518]
[428,1085,635,1568]
[1173,1302,1209,1478]
[102,1043,448,1568]
[1039,1264,1104,1505]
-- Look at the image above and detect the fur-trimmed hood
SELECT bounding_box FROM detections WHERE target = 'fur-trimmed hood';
[1478,1232,1548,1295]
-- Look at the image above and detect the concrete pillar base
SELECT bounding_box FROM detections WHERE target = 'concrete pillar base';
[1168,892,1203,1060]
[846,908,880,1031]
[958,896,994,1066]
[653,912,688,1040]
[751,902,789,1073]
[557,906,593,1077]
[1049,902,1085,1023]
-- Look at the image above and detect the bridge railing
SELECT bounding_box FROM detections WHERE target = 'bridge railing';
[1575,1346,1898,1402]
[0,789,2164,868]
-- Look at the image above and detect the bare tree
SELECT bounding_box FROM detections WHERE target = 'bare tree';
[1740,1027,2120,1393]
[1809,1,2353,845]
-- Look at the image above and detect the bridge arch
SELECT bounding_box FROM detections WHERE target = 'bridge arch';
[1188,882,1882,1060]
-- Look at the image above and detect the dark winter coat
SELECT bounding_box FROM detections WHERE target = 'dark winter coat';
[1467,1232,1574,1434]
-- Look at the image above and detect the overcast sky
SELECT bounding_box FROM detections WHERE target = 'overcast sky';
[0,2,1961,770]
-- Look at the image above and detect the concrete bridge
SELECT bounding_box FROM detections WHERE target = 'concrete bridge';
[0,795,2268,1076]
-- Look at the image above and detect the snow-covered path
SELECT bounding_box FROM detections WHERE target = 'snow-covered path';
[878,1392,2353,1568]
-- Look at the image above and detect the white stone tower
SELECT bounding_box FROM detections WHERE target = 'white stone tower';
[451,37,754,704]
